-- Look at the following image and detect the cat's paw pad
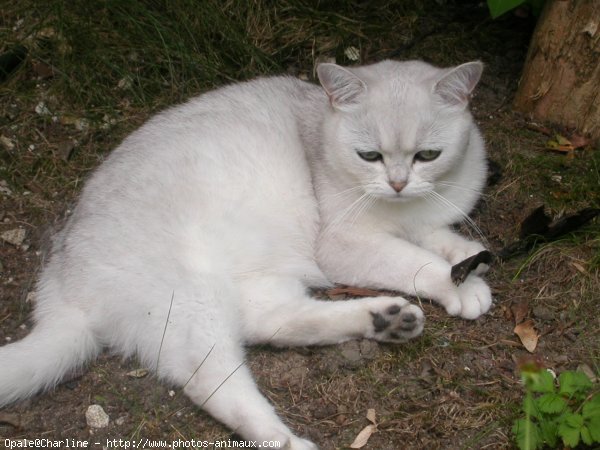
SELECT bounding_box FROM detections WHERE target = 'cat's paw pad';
[367,301,424,343]
[456,275,492,319]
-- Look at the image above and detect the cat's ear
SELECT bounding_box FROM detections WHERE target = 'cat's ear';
[434,61,483,108]
[317,63,367,110]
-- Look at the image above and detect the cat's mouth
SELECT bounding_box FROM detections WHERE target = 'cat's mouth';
[380,193,416,203]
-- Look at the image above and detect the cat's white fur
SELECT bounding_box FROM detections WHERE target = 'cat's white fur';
[0,60,491,449]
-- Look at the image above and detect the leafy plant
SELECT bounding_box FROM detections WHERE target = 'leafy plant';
[514,360,600,449]
[487,0,545,18]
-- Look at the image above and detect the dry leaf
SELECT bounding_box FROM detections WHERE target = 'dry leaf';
[349,409,378,448]
[126,368,149,378]
[514,320,539,353]
[326,286,384,298]
[349,424,377,449]
[510,299,529,325]
[577,363,597,382]
[366,408,377,424]
[546,134,574,154]
[571,261,587,275]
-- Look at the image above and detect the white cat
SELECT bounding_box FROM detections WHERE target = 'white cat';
[0,59,491,449]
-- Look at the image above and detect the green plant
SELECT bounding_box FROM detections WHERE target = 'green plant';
[513,361,600,449]
[487,0,545,18]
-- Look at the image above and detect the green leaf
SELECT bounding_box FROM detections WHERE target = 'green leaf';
[559,422,580,448]
[513,418,541,450]
[531,370,555,393]
[582,394,600,418]
[565,413,584,428]
[558,413,584,448]
[486,0,526,18]
[559,371,592,398]
[581,426,593,445]
[539,420,558,447]
[588,416,600,442]
[536,393,566,414]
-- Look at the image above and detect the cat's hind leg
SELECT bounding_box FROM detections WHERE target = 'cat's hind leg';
[240,277,424,347]
[137,284,317,450]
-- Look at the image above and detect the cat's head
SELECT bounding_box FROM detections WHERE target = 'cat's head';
[317,60,484,202]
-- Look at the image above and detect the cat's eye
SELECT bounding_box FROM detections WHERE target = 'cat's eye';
[357,151,383,162]
[414,149,441,162]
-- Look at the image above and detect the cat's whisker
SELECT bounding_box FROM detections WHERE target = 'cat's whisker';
[328,185,364,199]
[321,192,371,237]
[426,191,488,245]
[349,194,376,227]
[437,181,489,197]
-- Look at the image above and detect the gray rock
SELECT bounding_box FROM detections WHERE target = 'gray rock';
[533,306,554,321]
[1,228,26,246]
[85,404,109,428]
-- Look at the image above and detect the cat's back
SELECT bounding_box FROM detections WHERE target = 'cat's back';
[72,76,321,214]
[56,75,325,280]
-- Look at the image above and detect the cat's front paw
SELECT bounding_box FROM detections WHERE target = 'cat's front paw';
[455,275,492,319]
[366,298,424,342]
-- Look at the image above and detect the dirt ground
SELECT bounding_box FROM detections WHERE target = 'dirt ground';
[1,2,599,450]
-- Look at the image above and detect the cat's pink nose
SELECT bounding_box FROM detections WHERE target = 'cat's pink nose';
[389,181,407,193]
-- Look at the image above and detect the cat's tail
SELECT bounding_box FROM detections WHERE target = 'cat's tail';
[0,307,100,407]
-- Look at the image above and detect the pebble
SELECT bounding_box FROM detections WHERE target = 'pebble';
[533,305,554,321]
[340,341,362,368]
[1,228,26,246]
[358,340,380,360]
[85,404,109,428]
[115,415,127,426]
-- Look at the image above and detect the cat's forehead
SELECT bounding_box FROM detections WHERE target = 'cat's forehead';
[366,84,438,152]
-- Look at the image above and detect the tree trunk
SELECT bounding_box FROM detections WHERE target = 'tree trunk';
[513,0,600,140]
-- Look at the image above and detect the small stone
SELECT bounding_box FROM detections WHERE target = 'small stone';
[533,306,554,321]
[126,368,149,378]
[0,135,15,151]
[56,141,76,160]
[34,101,51,116]
[339,341,362,368]
[75,118,90,132]
[577,364,597,382]
[344,46,360,61]
[168,390,175,397]
[115,415,127,426]
[117,76,133,90]
[1,228,26,246]
[358,339,380,360]
[85,404,109,428]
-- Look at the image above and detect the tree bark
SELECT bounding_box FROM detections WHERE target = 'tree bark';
[513,0,600,140]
